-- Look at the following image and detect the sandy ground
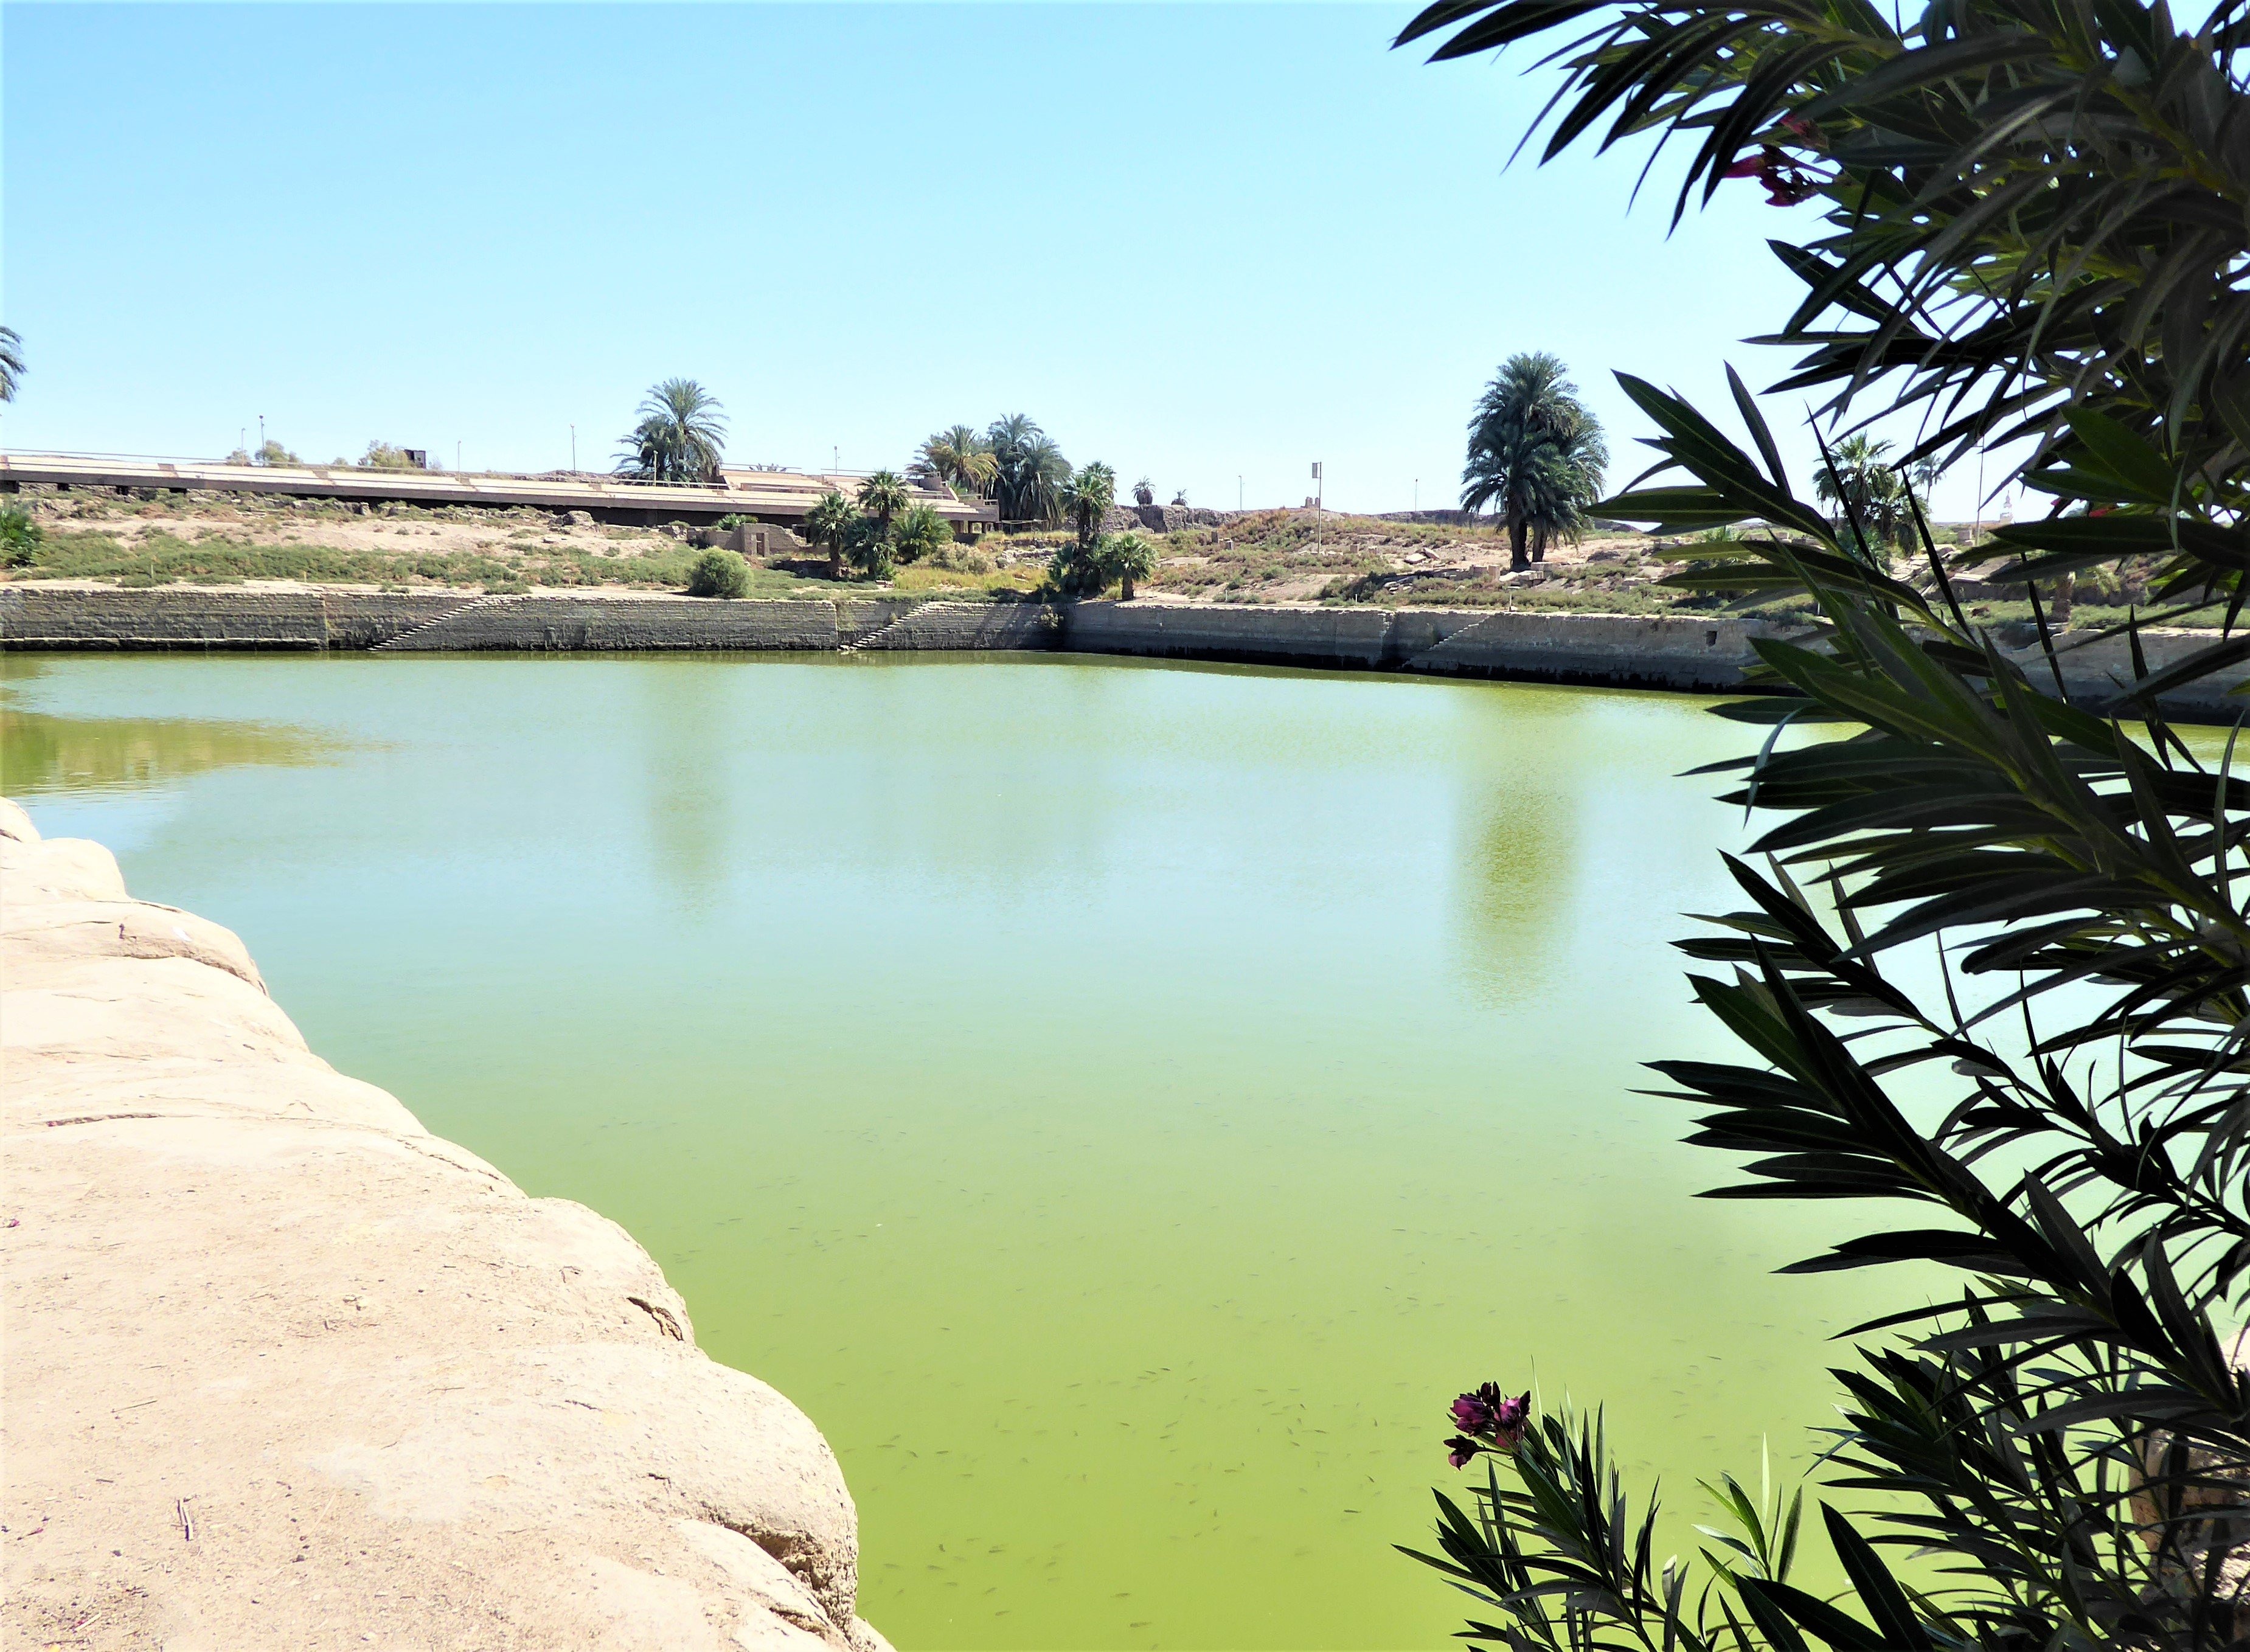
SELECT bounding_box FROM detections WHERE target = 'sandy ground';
[12,486,1678,606]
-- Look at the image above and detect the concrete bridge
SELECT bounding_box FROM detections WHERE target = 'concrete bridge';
[0,450,999,534]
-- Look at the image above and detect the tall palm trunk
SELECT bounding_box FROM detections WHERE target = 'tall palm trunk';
[1507,505,1530,572]
[828,541,843,580]
[1120,572,1137,601]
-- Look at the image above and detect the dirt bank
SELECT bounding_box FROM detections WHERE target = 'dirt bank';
[1,799,890,1651]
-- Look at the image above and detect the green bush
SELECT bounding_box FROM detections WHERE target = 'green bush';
[686,547,750,598]
[0,505,44,568]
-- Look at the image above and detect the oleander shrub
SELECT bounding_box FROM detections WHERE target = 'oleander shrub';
[1392,0,2250,1640]
[686,547,749,599]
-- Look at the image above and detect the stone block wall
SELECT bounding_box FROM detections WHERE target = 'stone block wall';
[0,586,330,648]
[849,600,1060,651]
[320,592,477,648]
[1064,601,1395,668]
[9,585,2248,720]
[1389,609,1779,689]
[377,596,844,651]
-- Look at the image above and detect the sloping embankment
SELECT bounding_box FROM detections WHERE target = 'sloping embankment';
[1,800,890,1651]
[2,585,2243,712]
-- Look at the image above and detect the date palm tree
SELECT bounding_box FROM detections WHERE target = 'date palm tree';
[856,470,910,535]
[987,415,1070,524]
[1062,462,1116,558]
[1524,406,1608,562]
[804,490,857,581]
[919,426,997,496]
[616,379,726,484]
[1461,354,1602,571]
[1811,432,1908,560]
[0,327,23,403]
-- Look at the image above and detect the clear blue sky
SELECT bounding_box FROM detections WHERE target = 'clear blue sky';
[2,2,2011,518]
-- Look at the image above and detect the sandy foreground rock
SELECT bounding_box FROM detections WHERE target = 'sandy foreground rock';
[1,797,891,1651]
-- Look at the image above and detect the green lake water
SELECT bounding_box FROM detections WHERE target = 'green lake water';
[1,651,1900,1650]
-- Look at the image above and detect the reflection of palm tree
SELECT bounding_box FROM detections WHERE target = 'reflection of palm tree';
[920,425,997,496]
[616,380,726,483]
[0,327,22,403]
[1461,354,1605,571]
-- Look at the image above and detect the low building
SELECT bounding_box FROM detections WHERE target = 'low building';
[0,453,998,536]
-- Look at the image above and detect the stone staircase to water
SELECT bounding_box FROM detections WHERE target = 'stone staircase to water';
[371,593,523,651]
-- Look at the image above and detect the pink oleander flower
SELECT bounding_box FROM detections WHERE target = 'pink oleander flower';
[1721,146,1828,206]
[1444,1383,1531,1467]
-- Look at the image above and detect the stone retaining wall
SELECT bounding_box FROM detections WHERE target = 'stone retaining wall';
[6,585,2248,715]
[377,595,847,652]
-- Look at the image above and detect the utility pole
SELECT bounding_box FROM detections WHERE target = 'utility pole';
[1974,446,1986,549]
[456,440,462,474]
[1311,462,1323,554]
[257,414,265,456]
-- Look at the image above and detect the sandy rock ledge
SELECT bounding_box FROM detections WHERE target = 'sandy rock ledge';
[1,797,891,1652]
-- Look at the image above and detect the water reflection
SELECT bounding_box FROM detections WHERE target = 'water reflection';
[1455,783,1575,1002]
[636,662,736,907]
[1446,691,1586,1005]
[0,693,338,798]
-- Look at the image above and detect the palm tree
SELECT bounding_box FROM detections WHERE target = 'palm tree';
[920,426,997,496]
[804,490,858,580]
[987,412,1040,457]
[1103,531,1157,600]
[1021,439,1073,524]
[1813,433,1908,558]
[894,502,952,565]
[987,415,1071,524]
[616,380,726,484]
[0,327,23,403]
[1461,353,1601,571]
[1523,408,1609,562]
[856,470,910,534]
[1063,462,1116,558]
